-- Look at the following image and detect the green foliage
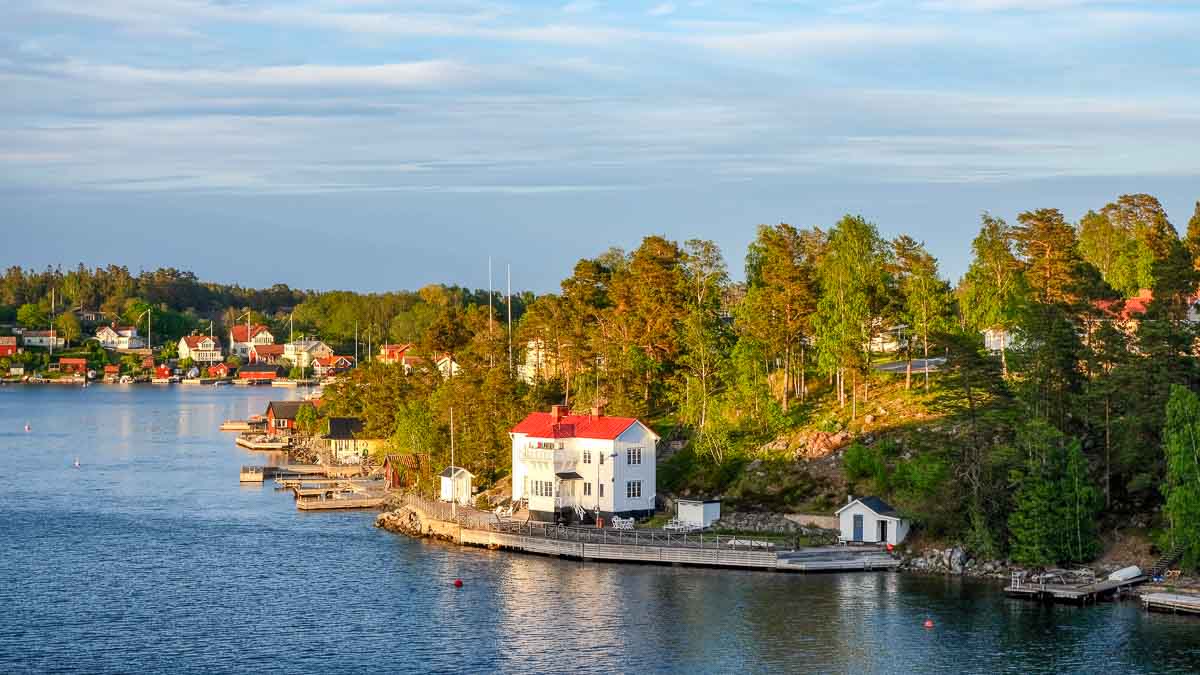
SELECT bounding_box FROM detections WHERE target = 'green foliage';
[55,312,81,346]
[1007,420,1100,567]
[1161,385,1200,571]
[17,303,47,330]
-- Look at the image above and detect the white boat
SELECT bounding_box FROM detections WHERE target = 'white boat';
[1108,565,1142,582]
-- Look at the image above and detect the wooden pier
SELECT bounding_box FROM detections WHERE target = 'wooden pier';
[235,435,290,450]
[296,494,385,510]
[1004,573,1147,604]
[1143,592,1200,616]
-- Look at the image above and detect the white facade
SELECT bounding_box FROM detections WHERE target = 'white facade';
[435,355,460,379]
[21,332,65,349]
[95,325,143,350]
[178,336,223,363]
[283,340,333,369]
[836,498,909,545]
[439,467,474,505]
[677,499,721,528]
[511,420,659,520]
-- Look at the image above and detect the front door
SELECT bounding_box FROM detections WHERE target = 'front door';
[853,514,863,541]
[879,520,888,544]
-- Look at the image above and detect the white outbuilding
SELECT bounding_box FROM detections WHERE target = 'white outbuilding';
[836,496,909,545]
[439,466,474,506]
[677,499,721,529]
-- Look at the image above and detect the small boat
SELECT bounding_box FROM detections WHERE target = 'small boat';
[24,423,31,432]
[73,457,80,469]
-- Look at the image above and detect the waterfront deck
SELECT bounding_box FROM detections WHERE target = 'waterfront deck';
[235,434,290,450]
[1143,592,1200,615]
[1004,574,1147,604]
[296,494,385,510]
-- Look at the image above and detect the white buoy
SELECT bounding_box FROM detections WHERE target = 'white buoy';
[24,423,31,432]
[73,457,80,469]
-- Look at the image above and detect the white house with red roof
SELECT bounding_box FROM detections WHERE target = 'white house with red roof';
[312,355,355,378]
[177,335,223,364]
[229,323,275,358]
[510,405,659,523]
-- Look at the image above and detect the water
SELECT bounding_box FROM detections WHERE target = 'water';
[0,385,1197,674]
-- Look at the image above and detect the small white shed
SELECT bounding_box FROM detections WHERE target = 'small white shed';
[836,496,909,545]
[677,499,721,528]
[439,466,474,506]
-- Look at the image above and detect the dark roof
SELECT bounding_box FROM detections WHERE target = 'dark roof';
[266,400,312,420]
[858,496,897,516]
[324,417,364,440]
[439,466,473,478]
[241,363,281,373]
[555,471,584,480]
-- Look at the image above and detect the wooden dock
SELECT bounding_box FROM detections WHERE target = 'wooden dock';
[235,435,290,450]
[1004,574,1147,604]
[296,495,385,510]
[1143,592,1200,615]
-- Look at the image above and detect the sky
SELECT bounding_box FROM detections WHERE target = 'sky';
[2,0,1199,293]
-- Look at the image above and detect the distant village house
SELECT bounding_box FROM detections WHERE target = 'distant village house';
[95,324,144,350]
[178,335,223,364]
[229,324,275,358]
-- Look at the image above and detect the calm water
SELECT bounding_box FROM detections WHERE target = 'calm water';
[0,385,1197,674]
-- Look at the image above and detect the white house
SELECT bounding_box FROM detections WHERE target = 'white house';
[510,405,660,523]
[836,496,910,546]
[435,354,460,379]
[229,324,275,358]
[439,466,474,505]
[982,327,1013,353]
[677,499,721,529]
[21,330,65,349]
[95,324,143,350]
[283,340,333,369]
[178,335,223,364]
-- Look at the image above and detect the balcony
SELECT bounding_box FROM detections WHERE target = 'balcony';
[520,446,579,474]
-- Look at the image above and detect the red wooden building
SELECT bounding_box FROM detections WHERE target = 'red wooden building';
[265,400,314,436]
[59,357,88,374]
[208,362,233,378]
[239,363,281,381]
[0,336,17,357]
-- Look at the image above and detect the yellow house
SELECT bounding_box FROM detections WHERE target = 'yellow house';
[322,417,384,464]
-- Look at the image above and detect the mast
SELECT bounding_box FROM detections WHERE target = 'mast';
[450,406,456,519]
[506,264,512,373]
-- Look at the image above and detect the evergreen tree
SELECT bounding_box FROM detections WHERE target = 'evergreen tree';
[1162,385,1200,571]
[958,214,1024,375]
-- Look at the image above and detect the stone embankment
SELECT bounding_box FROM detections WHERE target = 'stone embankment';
[712,511,838,536]
[900,546,1160,583]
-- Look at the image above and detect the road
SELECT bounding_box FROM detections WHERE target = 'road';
[872,357,945,374]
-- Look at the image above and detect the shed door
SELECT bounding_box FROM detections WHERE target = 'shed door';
[879,520,888,544]
[853,514,863,541]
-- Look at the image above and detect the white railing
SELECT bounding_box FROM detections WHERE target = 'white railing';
[521,447,556,462]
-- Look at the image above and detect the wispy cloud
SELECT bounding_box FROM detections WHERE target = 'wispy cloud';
[54,60,483,89]
[649,3,676,17]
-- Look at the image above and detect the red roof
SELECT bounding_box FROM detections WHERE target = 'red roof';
[316,355,354,367]
[182,335,220,349]
[251,343,284,355]
[1094,288,1200,321]
[511,411,643,440]
[380,343,412,353]
[231,324,272,342]
[0,337,16,346]
[59,358,87,365]
[104,365,120,373]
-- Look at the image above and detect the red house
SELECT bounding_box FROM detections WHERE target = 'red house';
[208,362,233,378]
[103,364,120,378]
[59,357,88,374]
[0,336,17,357]
[265,400,314,436]
[142,356,156,369]
[378,343,413,364]
[239,363,281,381]
[312,355,355,377]
[155,365,173,379]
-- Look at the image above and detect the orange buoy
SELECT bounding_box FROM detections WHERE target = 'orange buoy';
[923,619,934,629]
[453,579,463,588]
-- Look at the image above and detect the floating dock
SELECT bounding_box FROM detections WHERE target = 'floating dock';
[220,420,252,432]
[296,495,385,510]
[1004,574,1147,604]
[235,435,290,450]
[1143,592,1200,616]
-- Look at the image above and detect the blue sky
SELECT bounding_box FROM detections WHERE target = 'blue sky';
[2,0,1198,293]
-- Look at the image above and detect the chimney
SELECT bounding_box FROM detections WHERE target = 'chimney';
[550,405,568,423]
[590,403,605,419]
[847,494,854,505]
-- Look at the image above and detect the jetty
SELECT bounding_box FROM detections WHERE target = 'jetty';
[235,434,290,450]
[239,464,357,483]
[1004,570,1147,604]
[1142,592,1200,616]
[381,495,899,573]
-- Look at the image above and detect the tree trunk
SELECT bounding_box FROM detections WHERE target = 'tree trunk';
[783,346,791,412]
[852,370,858,418]
[800,344,806,403]
[1000,333,1008,377]
[923,334,930,390]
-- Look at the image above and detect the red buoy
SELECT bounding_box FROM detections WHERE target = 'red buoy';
[923,619,934,629]
[453,579,463,588]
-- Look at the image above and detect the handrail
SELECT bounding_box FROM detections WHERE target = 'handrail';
[485,520,792,551]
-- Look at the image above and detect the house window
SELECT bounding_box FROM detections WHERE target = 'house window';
[599,483,605,498]
[582,449,592,464]
[273,418,288,429]
[599,452,605,465]
[584,482,592,496]
[627,448,642,465]
[626,480,642,499]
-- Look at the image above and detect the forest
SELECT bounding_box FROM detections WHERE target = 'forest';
[5,194,1200,568]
